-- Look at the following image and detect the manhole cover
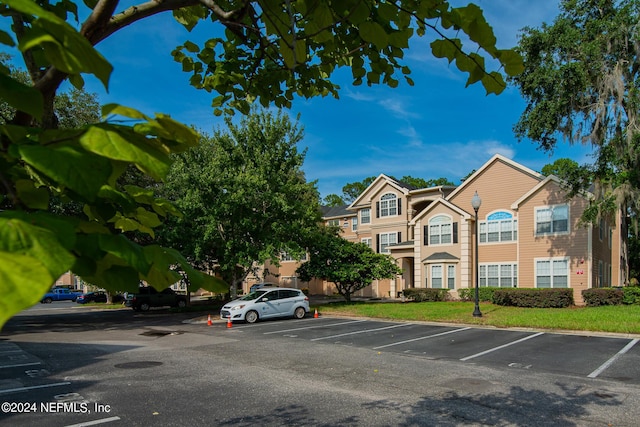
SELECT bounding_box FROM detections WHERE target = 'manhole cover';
[139,330,183,337]
[114,361,163,369]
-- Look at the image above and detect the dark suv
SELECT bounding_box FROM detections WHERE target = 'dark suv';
[126,287,188,311]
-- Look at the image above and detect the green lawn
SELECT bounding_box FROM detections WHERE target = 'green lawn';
[314,301,640,334]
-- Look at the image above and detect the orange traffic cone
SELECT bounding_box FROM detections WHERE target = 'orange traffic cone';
[207,314,212,326]
[314,308,319,318]
[226,317,233,328]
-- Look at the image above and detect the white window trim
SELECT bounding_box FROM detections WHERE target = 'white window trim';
[479,210,517,244]
[361,237,372,248]
[429,264,443,289]
[447,265,456,290]
[380,193,398,218]
[428,214,453,246]
[352,217,358,231]
[479,263,518,288]
[534,257,570,288]
[379,232,398,254]
[360,208,371,225]
[534,204,570,236]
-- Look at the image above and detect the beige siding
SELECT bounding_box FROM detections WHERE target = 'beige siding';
[448,159,541,217]
[517,181,590,304]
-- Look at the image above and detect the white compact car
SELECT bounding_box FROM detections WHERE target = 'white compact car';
[221,288,309,324]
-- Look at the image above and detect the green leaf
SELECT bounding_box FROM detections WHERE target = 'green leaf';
[15,179,49,209]
[102,104,149,120]
[183,40,200,53]
[142,245,183,288]
[496,49,524,76]
[454,4,497,54]
[345,1,370,25]
[98,234,150,275]
[0,216,75,280]
[430,39,458,63]
[81,264,141,293]
[135,207,162,228]
[19,19,112,89]
[0,252,54,329]
[0,29,15,46]
[16,144,112,202]
[80,124,171,181]
[359,21,389,50]
[0,73,44,119]
[481,71,506,95]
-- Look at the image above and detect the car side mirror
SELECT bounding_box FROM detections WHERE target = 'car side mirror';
[259,297,269,302]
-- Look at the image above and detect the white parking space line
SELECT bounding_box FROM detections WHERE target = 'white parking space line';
[64,416,121,427]
[0,382,71,395]
[588,338,640,379]
[372,327,471,350]
[0,362,42,369]
[263,320,368,335]
[460,332,545,361]
[310,323,414,341]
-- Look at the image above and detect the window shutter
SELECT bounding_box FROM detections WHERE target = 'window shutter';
[397,231,402,243]
[398,198,402,215]
[376,234,380,253]
[453,222,458,244]
[376,202,380,218]
[424,225,429,246]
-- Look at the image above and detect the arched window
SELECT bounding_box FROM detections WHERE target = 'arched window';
[379,193,397,217]
[479,211,517,243]
[429,215,452,245]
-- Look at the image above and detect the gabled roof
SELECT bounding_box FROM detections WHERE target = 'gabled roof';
[348,174,412,209]
[320,204,354,219]
[445,154,544,202]
[409,197,472,226]
[510,175,591,209]
[421,252,460,263]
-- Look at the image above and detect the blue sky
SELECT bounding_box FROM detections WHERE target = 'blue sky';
[8,1,593,199]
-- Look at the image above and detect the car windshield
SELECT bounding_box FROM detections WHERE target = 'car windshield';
[240,290,268,301]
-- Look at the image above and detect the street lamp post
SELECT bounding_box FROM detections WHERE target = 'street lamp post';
[471,191,482,318]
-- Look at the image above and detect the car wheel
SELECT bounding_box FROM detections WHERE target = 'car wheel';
[44,297,53,304]
[140,303,150,312]
[245,310,259,324]
[294,307,306,319]
[177,300,186,308]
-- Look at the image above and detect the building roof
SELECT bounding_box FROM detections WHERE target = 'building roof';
[421,252,460,263]
[320,204,353,219]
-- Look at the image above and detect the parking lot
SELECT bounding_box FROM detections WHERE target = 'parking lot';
[220,316,640,384]
[3,306,640,426]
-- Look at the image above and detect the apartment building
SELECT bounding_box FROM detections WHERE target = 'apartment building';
[246,154,624,304]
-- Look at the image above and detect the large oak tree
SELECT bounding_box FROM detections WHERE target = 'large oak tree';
[511,0,640,284]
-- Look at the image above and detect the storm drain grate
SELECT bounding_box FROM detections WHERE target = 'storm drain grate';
[114,361,163,369]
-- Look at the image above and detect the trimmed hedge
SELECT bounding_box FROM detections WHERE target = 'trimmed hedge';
[582,288,624,306]
[458,287,500,302]
[582,287,640,306]
[403,288,450,302]
[492,288,574,308]
[623,287,640,305]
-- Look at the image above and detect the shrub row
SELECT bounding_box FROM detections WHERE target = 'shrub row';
[404,287,574,307]
[582,287,640,306]
[492,288,574,308]
[403,288,450,302]
[457,287,500,302]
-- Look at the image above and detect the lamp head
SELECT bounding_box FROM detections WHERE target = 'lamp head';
[471,191,482,211]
